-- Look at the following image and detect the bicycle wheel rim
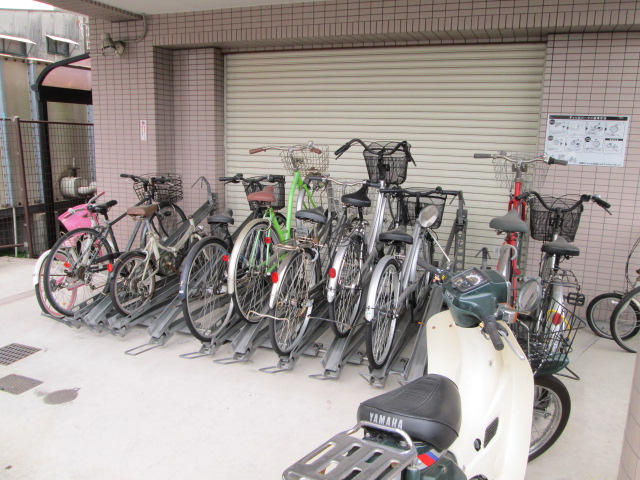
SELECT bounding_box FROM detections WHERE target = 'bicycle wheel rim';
[331,235,364,337]
[111,252,156,316]
[611,290,640,353]
[586,293,622,339]
[36,252,66,318]
[367,260,399,369]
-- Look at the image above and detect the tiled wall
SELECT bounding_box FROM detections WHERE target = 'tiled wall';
[91,0,640,297]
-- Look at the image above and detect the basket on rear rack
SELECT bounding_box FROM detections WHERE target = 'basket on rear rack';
[281,146,330,176]
[529,196,583,242]
[134,173,183,204]
[244,177,286,211]
[363,142,412,185]
[400,190,447,229]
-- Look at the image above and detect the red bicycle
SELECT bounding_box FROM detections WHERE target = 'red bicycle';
[474,152,567,305]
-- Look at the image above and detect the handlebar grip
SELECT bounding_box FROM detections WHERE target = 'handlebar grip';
[548,157,568,166]
[334,144,350,157]
[483,317,505,351]
[249,148,265,154]
[593,194,611,210]
[120,173,131,178]
[219,176,236,182]
[310,147,322,155]
[307,175,326,182]
[474,153,493,158]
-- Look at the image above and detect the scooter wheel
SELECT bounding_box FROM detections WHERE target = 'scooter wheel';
[529,375,571,462]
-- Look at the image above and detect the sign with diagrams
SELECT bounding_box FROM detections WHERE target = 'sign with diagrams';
[544,114,629,167]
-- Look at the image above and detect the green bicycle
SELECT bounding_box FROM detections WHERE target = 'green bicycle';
[227,142,332,323]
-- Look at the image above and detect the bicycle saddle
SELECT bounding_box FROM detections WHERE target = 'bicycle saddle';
[208,209,234,225]
[357,374,461,451]
[296,207,327,225]
[378,226,413,244]
[342,185,371,208]
[88,200,118,216]
[541,236,580,257]
[489,209,529,234]
[126,204,159,218]
[247,185,276,204]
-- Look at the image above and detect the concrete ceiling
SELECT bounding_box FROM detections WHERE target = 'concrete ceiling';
[43,0,322,21]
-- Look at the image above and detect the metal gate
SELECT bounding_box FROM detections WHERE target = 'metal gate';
[0,117,95,257]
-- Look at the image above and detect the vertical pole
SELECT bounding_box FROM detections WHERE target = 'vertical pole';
[27,60,44,203]
[13,118,34,258]
[618,349,640,480]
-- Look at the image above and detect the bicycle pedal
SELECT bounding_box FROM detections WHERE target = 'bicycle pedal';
[566,292,585,306]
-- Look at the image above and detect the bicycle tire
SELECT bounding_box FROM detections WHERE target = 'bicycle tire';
[586,292,629,339]
[414,235,434,311]
[529,375,571,462]
[180,236,229,342]
[269,249,317,356]
[110,250,156,317]
[43,227,114,317]
[329,233,364,338]
[610,285,640,353]
[35,250,65,318]
[153,202,187,238]
[229,218,280,323]
[366,257,400,369]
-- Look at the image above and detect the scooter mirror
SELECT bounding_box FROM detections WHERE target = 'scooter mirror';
[517,278,542,313]
[418,205,439,228]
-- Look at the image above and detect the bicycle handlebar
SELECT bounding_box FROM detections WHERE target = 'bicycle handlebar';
[516,190,612,214]
[306,174,379,188]
[120,173,173,185]
[334,138,416,165]
[474,152,565,166]
[249,141,323,155]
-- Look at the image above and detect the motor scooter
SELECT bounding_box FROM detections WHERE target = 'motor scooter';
[283,206,533,480]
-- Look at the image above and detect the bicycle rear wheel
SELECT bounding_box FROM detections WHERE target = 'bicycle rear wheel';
[586,292,627,339]
[366,257,400,369]
[180,236,229,342]
[110,251,156,316]
[413,235,435,311]
[329,233,364,338]
[43,227,113,317]
[35,250,65,318]
[610,285,640,353]
[269,249,317,356]
[529,375,571,462]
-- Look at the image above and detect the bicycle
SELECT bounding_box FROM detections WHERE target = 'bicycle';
[511,190,611,460]
[179,173,286,342]
[109,177,216,316]
[474,151,567,305]
[227,142,332,324]
[325,139,415,339]
[42,174,185,317]
[363,188,461,369]
[609,265,640,353]
[586,237,640,339]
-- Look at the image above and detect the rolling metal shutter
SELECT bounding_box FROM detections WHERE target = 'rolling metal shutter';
[225,43,546,266]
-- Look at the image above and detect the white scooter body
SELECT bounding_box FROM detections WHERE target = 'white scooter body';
[426,310,533,480]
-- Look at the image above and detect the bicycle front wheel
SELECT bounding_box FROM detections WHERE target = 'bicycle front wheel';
[366,257,400,369]
[586,292,627,339]
[35,250,65,318]
[610,285,640,353]
[413,235,435,311]
[269,249,317,356]
[110,251,156,316]
[180,236,229,342]
[329,234,364,338]
[229,218,280,323]
[43,227,113,317]
[529,375,571,462]
[153,202,187,239]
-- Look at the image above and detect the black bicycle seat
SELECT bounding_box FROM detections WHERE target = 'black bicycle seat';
[489,209,528,234]
[88,200,118,216]
[541,236,580,257]
[357,374,461,451]
[379,226,413,245]
[295,207,327,225]
[342,185,371,208]
[208,209,234,225]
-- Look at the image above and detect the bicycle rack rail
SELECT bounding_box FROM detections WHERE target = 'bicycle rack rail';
[179,302,245,359]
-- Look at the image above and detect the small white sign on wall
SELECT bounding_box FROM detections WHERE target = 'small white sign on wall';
[544,114,629,167]
[140,120,148,141]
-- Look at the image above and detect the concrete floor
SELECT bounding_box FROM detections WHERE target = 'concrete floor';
[0,256,636,480]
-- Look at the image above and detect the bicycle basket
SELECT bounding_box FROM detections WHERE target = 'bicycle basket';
[58,205,98,231]
[529,196,583,242]
[280,146,330,176]
[512,298,585,375]
[401,191,447,229]
[492,151,549,192]
[133,174,183,203]
[245,177,286,211]
[363,142,411,185]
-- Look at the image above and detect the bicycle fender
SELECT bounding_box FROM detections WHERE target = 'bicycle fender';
[227,217,273,296]
[326,241,351,303]
[33,250,51,286]
[268,250,300,310]
[364,255,397,322]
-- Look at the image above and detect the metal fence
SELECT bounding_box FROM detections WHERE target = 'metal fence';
[0,118,95,257]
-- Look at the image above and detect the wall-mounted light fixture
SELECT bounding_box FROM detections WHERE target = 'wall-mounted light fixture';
[101,33,125,56]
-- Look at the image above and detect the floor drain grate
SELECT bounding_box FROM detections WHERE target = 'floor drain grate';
[0,343,41,365]
[0,374,43,395]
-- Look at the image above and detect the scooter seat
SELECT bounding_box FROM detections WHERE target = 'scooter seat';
[489,209,529,234]
[357,374,461,451]
[378,226,413,245]
[541,236,580,257]
[295,207,327,225]
[342,185,371,208]
[208,209,234,225]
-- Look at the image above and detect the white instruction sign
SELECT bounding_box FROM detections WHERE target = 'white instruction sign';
[544,114,629,167]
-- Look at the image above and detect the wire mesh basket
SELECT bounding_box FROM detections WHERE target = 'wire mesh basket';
[492,151,549,192]
[363,142,411,185]
[133,174,183,203]
[400,191,447,229]
[529,196,583,242]
[244,177,286,211]
[512,298,585,375]
[280,146,330,176]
